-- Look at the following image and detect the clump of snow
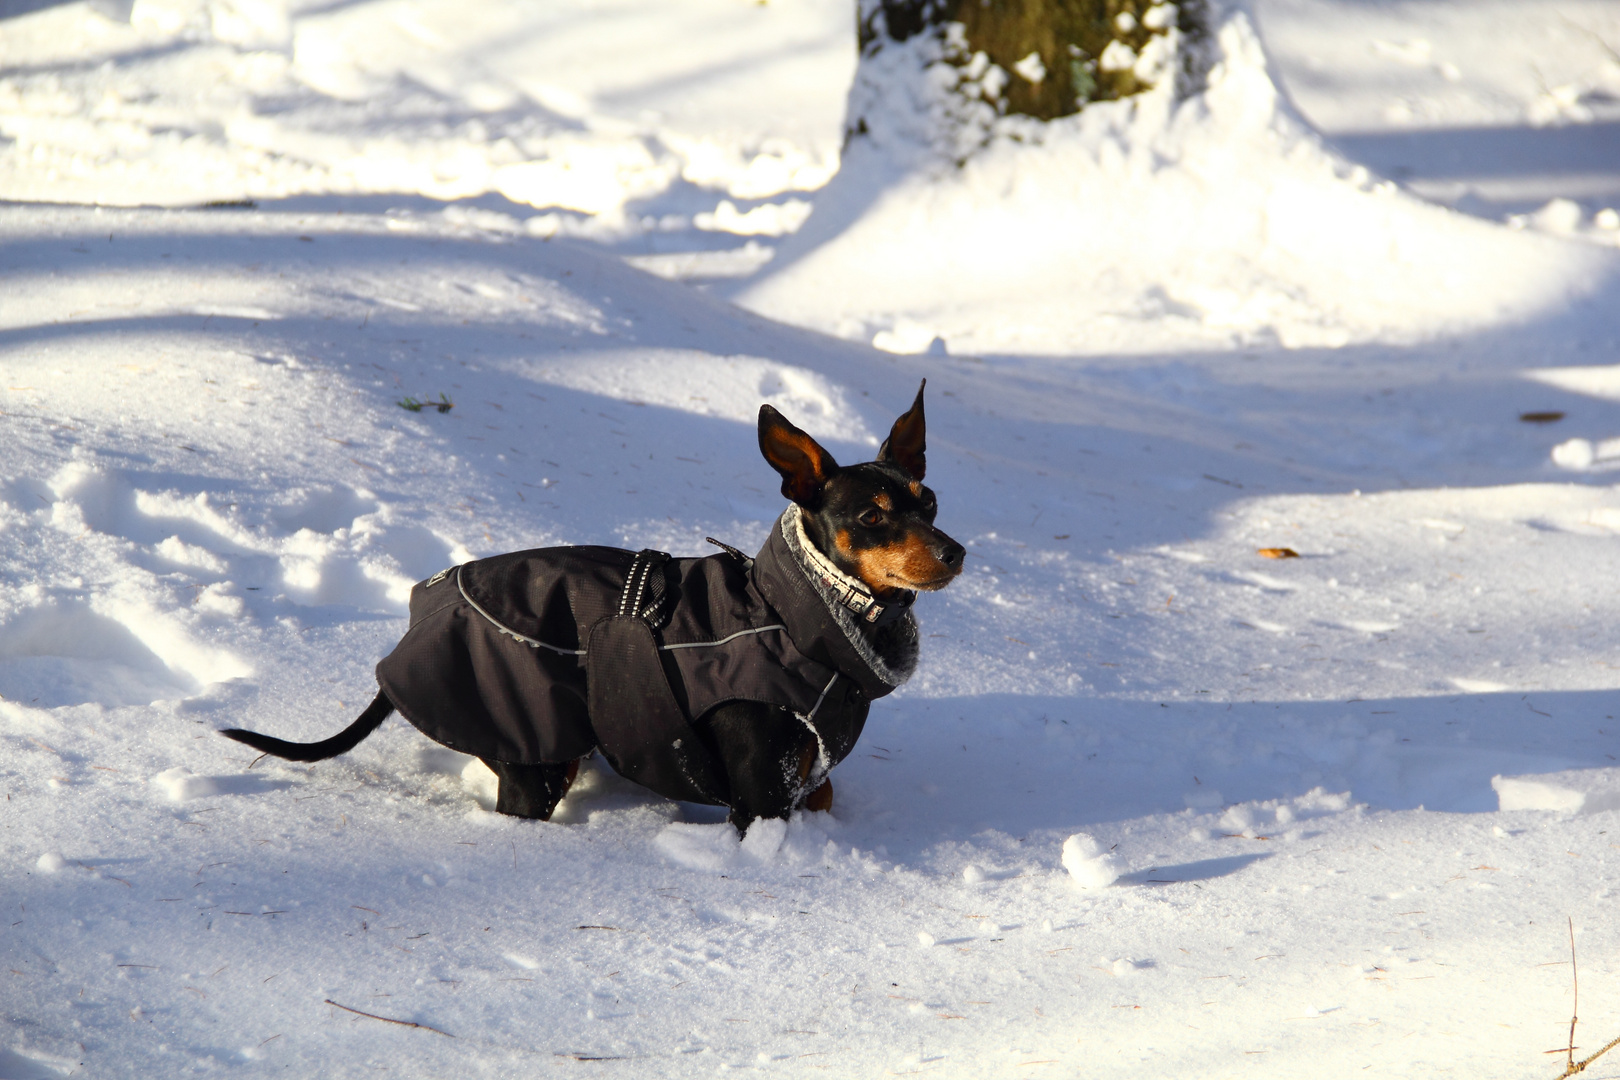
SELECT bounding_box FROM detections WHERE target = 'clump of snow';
[1530,197,1584,234]
[654,814,834,872]
[1098,39,1140,73]
[459,758,499,810]
[1219,804,1259,833]
[1061,833,1121,889]
[34,852,67,873]
[150,767,224,802]
[1012,52,1046,85]
[1550,437,1620,470]
[1143,4,1177,32]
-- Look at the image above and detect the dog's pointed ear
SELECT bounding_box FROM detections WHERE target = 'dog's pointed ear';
[877,379,927,481]
[759,404,838,505]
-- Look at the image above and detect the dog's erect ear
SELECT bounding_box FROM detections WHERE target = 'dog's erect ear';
[759,404,838,505]
[877,379,927,481]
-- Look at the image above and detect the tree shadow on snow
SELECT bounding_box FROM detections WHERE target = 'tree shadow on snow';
[1324,120,1620,219]
[832,687,1620,859]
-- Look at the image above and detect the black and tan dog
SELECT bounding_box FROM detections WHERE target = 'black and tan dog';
[222,381,962,833]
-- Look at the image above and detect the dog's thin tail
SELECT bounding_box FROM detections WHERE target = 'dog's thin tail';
[219,690,394,762]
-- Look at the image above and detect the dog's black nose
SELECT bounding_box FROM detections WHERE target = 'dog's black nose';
[939,535,965,572]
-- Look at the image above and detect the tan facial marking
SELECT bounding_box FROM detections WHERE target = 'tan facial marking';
[852,532,955,591]
[908,480,921,497]
[874,493,892,512]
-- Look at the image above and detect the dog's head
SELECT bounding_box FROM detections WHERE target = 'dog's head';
[759,379,964,598]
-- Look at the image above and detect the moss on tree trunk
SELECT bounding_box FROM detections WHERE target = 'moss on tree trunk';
[859,0,1209,121]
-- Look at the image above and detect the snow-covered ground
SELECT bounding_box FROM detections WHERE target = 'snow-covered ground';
[1256,0,1620,220]
[4,0,1620,1076]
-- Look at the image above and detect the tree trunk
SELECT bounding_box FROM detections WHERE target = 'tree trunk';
[854,0,1210,128]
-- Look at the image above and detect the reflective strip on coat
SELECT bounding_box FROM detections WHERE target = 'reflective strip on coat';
[374,512,912,806]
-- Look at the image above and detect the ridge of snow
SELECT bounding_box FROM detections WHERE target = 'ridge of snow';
[734,1,1617,354]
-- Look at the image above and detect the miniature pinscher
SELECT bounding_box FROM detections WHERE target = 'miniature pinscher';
[222,381,963,834]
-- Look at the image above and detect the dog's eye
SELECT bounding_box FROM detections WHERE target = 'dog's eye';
[858,508,883,527]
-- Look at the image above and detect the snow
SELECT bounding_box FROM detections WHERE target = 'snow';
[734,5,1617,355]
[1254,0,1620,233]
[1494,769,1620,816]
[1060,833,1122,889]
[3,0,1620,1076]
[0,0,852,243]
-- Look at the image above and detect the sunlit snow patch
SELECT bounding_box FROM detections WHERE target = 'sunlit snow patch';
[1526,363,1620,403]
[1492,769,1620,815]
[0,0,853,228]
[871,320,949,356]
[513,350,875,445]
[0,601,199,709]
[694,199,812,237]
[1451,677,1509,693]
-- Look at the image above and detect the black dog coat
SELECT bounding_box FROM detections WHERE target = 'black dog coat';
[374,509,920,808]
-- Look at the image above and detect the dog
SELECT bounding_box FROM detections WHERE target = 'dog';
[222,380,963,834]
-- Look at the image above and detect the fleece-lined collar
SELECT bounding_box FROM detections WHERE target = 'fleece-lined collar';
[788,505,916,628]
[751,505,919,694]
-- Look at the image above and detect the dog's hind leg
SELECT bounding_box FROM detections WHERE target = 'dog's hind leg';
[220,690,395,762]
[481,758,579,820]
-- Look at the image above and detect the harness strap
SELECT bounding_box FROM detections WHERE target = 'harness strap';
[704,536,753,568]
[584,550,731,807]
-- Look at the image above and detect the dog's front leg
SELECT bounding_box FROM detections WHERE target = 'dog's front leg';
[698,701,821,835]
